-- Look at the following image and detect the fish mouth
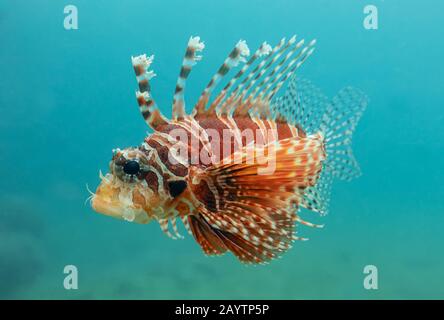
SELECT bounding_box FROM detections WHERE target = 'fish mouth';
[90,173,152,224]
[90,174,124,219]
[91,188,151,223]
[91,196,125,219]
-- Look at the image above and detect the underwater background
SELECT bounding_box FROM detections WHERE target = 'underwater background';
[1,0,443,299]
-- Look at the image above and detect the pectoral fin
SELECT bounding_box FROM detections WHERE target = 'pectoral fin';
[186,135,326,264]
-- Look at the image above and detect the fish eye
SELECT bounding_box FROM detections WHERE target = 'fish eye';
[123,160,140,175]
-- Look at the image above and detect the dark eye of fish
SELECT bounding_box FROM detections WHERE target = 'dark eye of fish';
[123,160,140,175]
[168,180,187,197]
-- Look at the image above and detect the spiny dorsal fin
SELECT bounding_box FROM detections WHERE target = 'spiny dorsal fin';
[257,40,315,102]
[192,39,251,118]
[131,54,169,131]
[244,37,303,104]
[211,41,272,116]
[264,41,315,102]
[220,36,315,121]
[172,36,205,120]
[224,38,286,117]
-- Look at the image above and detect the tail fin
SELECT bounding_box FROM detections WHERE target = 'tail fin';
[276,77,368,215]
[320,87,368,181]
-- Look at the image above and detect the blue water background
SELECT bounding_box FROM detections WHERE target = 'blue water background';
[0,0,443,299]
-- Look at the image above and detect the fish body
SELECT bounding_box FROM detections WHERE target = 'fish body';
[91,36,368,264]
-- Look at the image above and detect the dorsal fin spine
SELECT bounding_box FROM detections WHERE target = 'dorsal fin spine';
[193,40,250,117]
[267,43,316,101]
[230,38,296,117]
[248,36,300,101]
[223,39,285,116]
[132,54,169,130]
[253,38,307,102]
[172,36,205,120]
[239,38,293,100]
[211,42,272,115]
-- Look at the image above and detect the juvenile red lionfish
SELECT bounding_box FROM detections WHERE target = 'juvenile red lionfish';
[91,36,368,264]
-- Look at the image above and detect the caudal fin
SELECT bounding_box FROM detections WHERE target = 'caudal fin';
[276,77,368,215]
[320,87,368,181]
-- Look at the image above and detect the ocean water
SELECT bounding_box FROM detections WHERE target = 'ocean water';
[1,0,443,299]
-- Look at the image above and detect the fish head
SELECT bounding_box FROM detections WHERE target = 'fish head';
[91,146,168,224]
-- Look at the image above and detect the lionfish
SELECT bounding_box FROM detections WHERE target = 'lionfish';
[90,35,368,264]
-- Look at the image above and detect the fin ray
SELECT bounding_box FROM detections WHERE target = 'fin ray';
[187,135,326,263]
[131,54,169,130]
[320,87,368,181]
[172,36,205,120]
[193,40,251,116]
